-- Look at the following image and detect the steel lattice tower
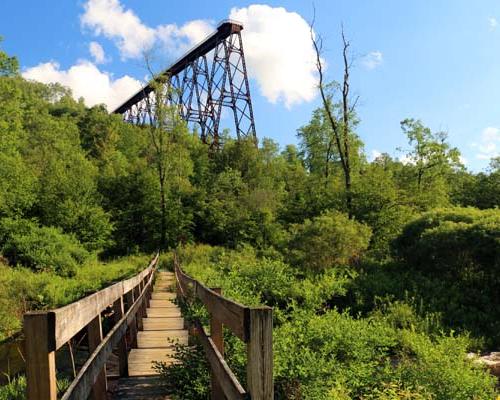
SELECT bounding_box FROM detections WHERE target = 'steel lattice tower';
[113,21,257,149]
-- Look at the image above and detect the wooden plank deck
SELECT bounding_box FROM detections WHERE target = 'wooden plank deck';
[112,376,171,400]
[113,271,186,399]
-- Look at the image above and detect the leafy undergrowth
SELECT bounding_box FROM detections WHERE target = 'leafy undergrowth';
[0,254,152,342]
[157,244,498,400]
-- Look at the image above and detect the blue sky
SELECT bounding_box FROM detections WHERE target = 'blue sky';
[1,0,500,171]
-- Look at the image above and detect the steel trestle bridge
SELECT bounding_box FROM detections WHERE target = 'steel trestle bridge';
[113,20,257,149]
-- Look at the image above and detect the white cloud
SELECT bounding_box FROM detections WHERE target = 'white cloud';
[229,5,318,107]
[81,0,213,60]
[80,1,319,107]
[81,0,156,59]
[156,19,215,56]
[459,155,468,165]
[398,154,415,165]
[22,60,141,110]
[89,41,107,64]
[369,149,382,161]
[472,127,500,160]
[488,17,498,30]
[362,51,383,70]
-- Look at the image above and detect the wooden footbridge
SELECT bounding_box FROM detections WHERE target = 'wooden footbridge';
[23,254,273,399]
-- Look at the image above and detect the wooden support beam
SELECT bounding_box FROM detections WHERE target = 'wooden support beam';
[113,297,128,377]
[24,312,57,400]
[126,290,138,348]
[87,314,107,400]
[247,308,273,400]
[193,320,246,400]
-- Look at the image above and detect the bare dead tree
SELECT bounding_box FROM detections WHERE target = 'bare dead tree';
[310,11,357,217]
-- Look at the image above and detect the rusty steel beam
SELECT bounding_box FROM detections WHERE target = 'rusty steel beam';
[113,20,257,149]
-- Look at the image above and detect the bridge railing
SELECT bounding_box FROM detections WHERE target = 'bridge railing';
[174,254,273,400]
[23,253,159,400]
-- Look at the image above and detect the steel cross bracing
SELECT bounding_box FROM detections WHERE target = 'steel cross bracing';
[113,21,257,149]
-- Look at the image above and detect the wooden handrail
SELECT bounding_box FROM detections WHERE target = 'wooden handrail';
[174,253,273,400]
[61,268,156,400]
[23,253,159,400]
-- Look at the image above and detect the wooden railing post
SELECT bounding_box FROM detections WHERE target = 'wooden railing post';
[126,290,138,348]
[137,285,145,331]
[145,276,151,309]
[247,308,273,400]
[113,296,128,377]
[87,314,107,400]
[210,288,224,400]
[24,312,57,400]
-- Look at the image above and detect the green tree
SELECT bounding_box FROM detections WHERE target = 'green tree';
[0,37,19,76]
[398,119,461,209]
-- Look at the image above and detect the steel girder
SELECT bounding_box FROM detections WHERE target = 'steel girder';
[114,21,256,149]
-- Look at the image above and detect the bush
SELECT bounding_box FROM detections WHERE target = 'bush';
[178,244,353,316]
[287,210,372,272]
[0,375,25,400]
[274,310,496,399]
[392,207,500,278]
[0,217,91,276]
[391,207,500,344]
[154,339,210,399]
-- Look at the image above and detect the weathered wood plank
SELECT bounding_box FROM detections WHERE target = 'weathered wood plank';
[112,376,171,399]
[193,320,247,400]
[196,283,249,341]
[151,293,176,300]
[87,315,107,400]
[52,254,158,350]
[53,281,124,350]
[113,297,128,377]
[142,317,184,330]
[146,308,181,317]
[137,330,187,339]
[60,272,154,400]
[210,288,224,400]
[149,300,176,308]
[175,262,249,341]
[24,312,57,400]
[247,308,273,400]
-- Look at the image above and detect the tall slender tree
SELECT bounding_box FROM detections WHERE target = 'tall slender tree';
[310,16,358,217]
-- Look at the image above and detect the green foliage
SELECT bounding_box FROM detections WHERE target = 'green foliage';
[0,44,499,398]
[398,119,461,210]
[385,207,500,346]
[393,207,500,278]
[170,245,497,400]
[287,210,372,272]
[0,38,18,77]
[154,340,210,399]
[0,217,91,276]
[0,375,25,400]
[0,254,149,341]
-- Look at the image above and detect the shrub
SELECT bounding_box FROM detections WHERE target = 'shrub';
[287,210,372,272]
[154,338,210,399]
[0,217,90,276]
[392,207,499,279]
[0,375,25,400]
[274,310,496,400]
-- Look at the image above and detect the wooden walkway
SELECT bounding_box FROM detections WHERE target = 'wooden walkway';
[113,271,187,399]
[24,254,273,400]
